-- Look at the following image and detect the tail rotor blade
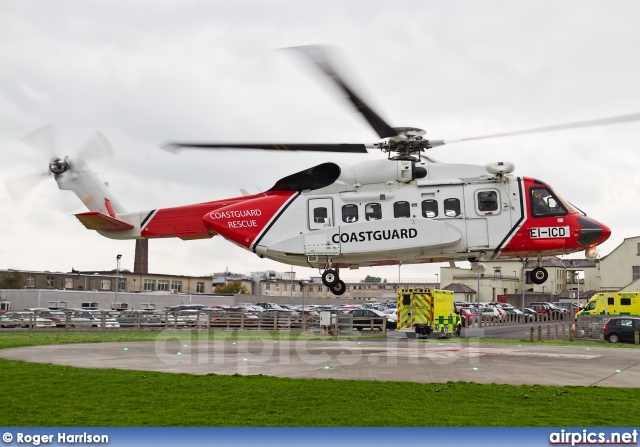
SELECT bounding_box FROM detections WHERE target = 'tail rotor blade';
[76,131,115,160]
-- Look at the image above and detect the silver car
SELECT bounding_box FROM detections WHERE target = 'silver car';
[69,310,120,328]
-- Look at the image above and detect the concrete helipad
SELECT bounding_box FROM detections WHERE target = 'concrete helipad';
[2,336,640,387]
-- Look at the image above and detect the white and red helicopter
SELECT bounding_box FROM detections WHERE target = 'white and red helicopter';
[45,46,620,295]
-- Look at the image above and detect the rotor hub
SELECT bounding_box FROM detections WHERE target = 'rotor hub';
[49,156,69,175]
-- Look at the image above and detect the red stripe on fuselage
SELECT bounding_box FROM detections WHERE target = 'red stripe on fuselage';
[141,193,277,239]
[202,191,296,248]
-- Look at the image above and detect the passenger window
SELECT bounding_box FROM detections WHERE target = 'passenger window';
[621,298,631,306]
[530,187,567,217]
[608,298,614,305]
[478,191,498,212]
[443,198,461,217]
[342,204,358,223]
[365,203,382,220]
[421,199,438,218]
[313,207,328,223]
[393,201,410,218]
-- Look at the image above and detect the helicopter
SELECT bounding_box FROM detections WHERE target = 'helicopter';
[44,45,622,295]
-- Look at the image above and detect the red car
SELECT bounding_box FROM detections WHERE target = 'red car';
[459,307,477,326]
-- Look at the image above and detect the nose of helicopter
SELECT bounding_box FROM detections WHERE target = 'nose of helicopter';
[577,216,611,247]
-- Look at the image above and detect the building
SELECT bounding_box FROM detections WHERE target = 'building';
[593,236,640,291]
[0,269,215,295]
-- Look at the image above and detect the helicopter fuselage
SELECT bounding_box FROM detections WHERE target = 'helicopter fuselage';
[61,158,610,280]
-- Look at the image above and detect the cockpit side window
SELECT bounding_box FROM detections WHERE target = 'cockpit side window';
[313,207,328,223]
[530,187,567,217]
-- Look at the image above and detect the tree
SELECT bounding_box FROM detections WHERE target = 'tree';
[214,281,249,294]
[0,271,25,289]
[363,275,382,283]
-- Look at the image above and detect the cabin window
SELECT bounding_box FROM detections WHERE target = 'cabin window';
[342,204,359,223]
[608,297,614,305]
[313,207,328,224]
[621,298,632,306]
[477,190,498,212]
[443,198,461,217]
[365,203,382,220]
[530,187,567,217]
[421,199,438,218]
[393,201,410,218]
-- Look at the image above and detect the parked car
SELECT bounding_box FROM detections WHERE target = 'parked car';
[69,310,120,328]
[32,310,68,327]
[522,308,540,321]
[478,307,500,321]
[116,311,164,328]
[459,307,478,326]
[603,317,640,344]
[4,311,56,328]
[504,308,526,321]
[210,312,259,328]
[352,308,396,330]
[0,314,23,328]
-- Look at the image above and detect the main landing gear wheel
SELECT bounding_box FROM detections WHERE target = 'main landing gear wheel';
[530,267,549,285]
[330,280,346,295]
[322,269,339,287]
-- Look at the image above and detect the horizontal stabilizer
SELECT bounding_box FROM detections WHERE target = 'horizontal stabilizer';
[75,212,134,232]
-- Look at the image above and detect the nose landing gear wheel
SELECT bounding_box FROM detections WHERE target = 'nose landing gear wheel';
[330,280,346,295]
[322,269,339,287]
[530,267,548,285]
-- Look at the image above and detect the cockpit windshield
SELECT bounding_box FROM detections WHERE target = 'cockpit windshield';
[530,187,570,217]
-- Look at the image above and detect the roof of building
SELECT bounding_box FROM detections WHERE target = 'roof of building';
[443,283,477,294]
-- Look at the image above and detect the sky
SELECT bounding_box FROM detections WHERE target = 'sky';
[1,0,640,282]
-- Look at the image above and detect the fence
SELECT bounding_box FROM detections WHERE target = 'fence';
[0,311,387,333]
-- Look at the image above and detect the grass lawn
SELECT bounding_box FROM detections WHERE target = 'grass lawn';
[1,331,639,427]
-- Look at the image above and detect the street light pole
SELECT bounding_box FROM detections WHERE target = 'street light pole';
[114,254,122,310]
[521,258,527,313]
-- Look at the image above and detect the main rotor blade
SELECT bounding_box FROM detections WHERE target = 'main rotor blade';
[289,45,398,140]
[163,142,368,154]
[445,112,640,145]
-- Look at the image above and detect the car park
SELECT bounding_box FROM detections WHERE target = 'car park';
[603,317,640,344]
